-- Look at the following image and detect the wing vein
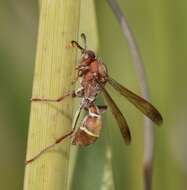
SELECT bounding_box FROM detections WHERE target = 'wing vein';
[108,77,163,125]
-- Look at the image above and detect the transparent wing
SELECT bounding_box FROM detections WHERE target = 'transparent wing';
[102,88,131,144]
[108,77,163,125]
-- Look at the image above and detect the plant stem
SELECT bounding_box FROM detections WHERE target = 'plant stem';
[107,0,154,190]
[23,1,80,190]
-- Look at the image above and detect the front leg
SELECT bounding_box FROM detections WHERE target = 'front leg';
[74,87,84,97]
[76,64,90,77]
[72,65,89,84]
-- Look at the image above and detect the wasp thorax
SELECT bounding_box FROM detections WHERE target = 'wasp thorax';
[82,50,96,60]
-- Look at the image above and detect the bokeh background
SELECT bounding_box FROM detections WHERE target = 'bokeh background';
[1,0,186,190]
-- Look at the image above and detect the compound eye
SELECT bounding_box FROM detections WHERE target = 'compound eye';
[84,54,89,59]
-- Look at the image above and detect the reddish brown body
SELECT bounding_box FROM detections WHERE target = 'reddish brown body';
[77,59,108,99]
[72,105,102,146]
[72,52,108,145]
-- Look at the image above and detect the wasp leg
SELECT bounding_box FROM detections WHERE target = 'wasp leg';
[97,105,108,114]
[74,87,84,97]
[31,91,76,102]
[26,130,74,164]
[26,106,83,164]
[31,86,86,102]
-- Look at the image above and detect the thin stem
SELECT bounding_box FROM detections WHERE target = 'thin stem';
[107,0,154,190]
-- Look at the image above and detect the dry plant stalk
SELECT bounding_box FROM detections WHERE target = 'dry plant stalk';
[23,1,80,190]
[107,0,154,190]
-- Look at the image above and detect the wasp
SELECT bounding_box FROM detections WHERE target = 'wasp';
[26,33,163,164]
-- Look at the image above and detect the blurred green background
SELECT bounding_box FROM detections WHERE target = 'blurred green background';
[1,0,186,190]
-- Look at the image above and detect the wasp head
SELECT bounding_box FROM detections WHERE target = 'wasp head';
[71,34,96,62]
[81,50,96,61]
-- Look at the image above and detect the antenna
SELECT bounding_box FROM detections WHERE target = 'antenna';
[81,33,87,50]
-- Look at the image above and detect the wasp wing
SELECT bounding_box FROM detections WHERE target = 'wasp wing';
[108,77,163,125]
[102,88,131,144]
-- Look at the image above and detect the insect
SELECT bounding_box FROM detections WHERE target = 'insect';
[26,33,163,164]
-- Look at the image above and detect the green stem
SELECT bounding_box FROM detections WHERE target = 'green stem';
[23,1,80,190]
